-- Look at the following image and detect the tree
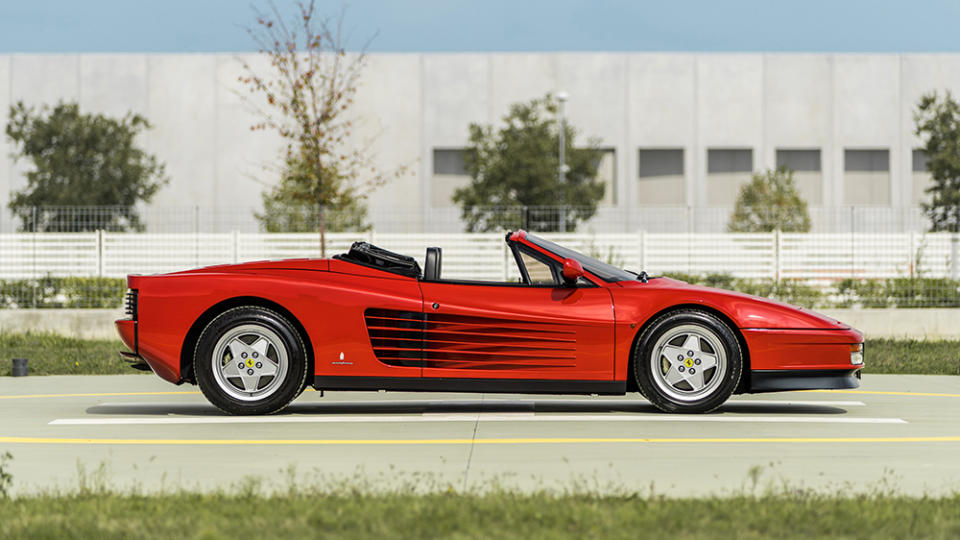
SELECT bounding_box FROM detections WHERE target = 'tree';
[257,156,369,232]
[915,91,960,232]
[241,1,400,250]
[5,101,167,232]
[728,167,811,232]
[453,94,605,232]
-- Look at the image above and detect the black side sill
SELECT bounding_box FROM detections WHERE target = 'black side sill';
[314,376,627,396]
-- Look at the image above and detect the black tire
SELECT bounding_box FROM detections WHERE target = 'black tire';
[194,306,308,415]
[632,309,742,414]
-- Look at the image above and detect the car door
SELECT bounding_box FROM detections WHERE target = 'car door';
[418,245,615,381]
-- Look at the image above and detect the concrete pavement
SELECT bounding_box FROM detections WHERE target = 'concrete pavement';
[0,373,959,496]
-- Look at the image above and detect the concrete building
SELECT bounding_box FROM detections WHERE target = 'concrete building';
[1,52,959,232]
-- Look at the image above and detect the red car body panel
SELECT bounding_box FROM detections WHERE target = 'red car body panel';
[117,232,863,393]
[607,280,859,376]
[125,269,424,384]
[418,282,615,380]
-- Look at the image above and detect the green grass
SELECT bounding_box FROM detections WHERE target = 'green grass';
[0,332,132,376]
[0,489,958,539]
[1,333,958,377]
[862,339,960,376]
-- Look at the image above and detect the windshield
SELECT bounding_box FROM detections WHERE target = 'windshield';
[524,233,638,282]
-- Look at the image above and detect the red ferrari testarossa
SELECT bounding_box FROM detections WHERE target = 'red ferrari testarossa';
[116,230,863,415]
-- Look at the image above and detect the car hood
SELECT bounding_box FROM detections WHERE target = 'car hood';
[620,277,849,330]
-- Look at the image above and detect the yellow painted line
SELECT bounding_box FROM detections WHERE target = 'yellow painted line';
[0,391,201,400]
[1,435,960,446]
[807,389,960,398]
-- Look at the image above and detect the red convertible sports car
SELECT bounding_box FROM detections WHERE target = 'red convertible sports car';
[116,230,864,415]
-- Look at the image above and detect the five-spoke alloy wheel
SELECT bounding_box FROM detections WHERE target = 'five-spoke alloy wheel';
[633,309,742,413]
[195,306,308,415]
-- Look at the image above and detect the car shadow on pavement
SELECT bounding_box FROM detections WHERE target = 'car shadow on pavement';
[84,399,850,416]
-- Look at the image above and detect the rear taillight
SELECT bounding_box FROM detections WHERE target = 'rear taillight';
[125,289,138,321]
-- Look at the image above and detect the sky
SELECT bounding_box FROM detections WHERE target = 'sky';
[1,0,959,53]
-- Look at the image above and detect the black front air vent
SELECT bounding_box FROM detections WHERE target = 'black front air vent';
[125,289,138,321]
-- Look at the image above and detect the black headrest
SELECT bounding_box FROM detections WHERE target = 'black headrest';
[424,247,442,281]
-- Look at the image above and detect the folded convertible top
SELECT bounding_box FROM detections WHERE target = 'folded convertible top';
[334,241,422,279]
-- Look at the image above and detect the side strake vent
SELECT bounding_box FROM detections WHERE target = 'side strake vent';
[364,308,576,371]
[364,309,425,368]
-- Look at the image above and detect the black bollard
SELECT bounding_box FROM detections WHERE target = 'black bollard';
[11,358,28,377]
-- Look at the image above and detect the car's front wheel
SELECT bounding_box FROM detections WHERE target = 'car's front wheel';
[194,306,308,415]
[633,309,742,413]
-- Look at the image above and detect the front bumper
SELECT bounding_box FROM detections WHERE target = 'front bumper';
[741,327,865,371]
[750,368,861,393]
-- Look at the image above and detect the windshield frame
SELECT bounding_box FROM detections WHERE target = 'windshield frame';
[522,233,637,283]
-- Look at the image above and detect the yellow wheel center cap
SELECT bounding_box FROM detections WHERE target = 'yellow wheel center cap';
[246,359,254,368]
[684,358,694,368]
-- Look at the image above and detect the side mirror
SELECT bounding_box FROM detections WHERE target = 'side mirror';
[561,258,584,286]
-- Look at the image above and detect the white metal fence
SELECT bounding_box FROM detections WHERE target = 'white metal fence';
[0,205,945,234]
[1,231,958,283]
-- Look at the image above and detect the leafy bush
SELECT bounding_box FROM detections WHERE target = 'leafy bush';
[733,279,823,308]
[886,277,960,307]
[6,101,166,232]
[659,272,701,284]
[0,452,11,499]
[662,272,960,309]
[661,273,824,308]
[454,94,606,232]
[837,278,889,308]
[702,273,735,290]
[728,167,811,232]
[837,278,960,308]
[0,277,125,309]
[2,273,960,311]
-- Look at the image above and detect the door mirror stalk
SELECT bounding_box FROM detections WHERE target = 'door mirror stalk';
[561,258,584,287]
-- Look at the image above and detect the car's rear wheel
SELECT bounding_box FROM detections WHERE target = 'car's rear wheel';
[194,306,308,415]
[633,309,742,413]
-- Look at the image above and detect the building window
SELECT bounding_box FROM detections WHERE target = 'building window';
[431,148,471,206]
[433,148,466,175]
[912,149,932,205]
[777,149,820,172]
[912,149,929,173]
[844,149,890,206]
[706,148,752,206]
[707,149,752,174]
[637,148,684,205]
[776,149,822,205]
[640,149,684,177]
